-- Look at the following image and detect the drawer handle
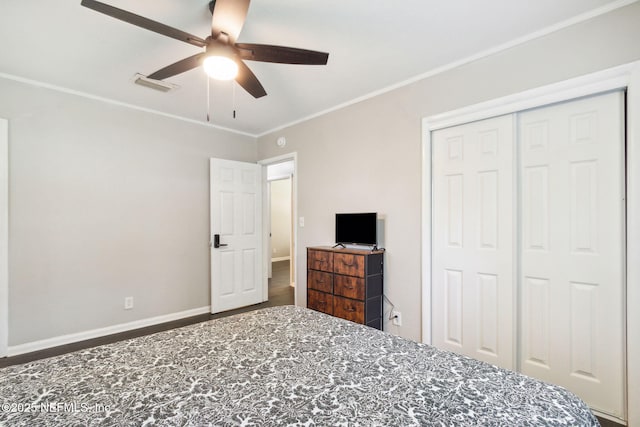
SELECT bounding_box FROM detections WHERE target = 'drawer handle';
[345,307,356,312]
[344,284,354,289]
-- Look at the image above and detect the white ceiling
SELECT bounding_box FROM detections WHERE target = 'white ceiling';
[0,0,633,136]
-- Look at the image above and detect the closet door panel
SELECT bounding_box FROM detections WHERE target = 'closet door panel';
[432,115,515,370]
[519,91,625,419]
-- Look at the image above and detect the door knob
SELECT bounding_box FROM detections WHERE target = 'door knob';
[213,234,228,248]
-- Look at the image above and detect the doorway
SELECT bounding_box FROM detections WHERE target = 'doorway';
[268,174,294,306]
[261,154,297,307]
[209,154,297,315]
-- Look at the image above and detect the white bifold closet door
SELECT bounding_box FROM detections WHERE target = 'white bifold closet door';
[518,92,625,418]
[431,91,625,419]
[431,114,516,369]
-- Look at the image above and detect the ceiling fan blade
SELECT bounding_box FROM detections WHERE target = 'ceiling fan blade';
[147,53,207,80]
[235,43,329,65]
[235,61,267,98]
[80,0,207,48]
[209,0,250,43]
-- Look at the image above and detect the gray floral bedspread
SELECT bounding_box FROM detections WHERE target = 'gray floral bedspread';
[0,305,598,426]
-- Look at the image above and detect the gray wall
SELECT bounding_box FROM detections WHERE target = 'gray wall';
[257,2,640,341]
[1,77,256,345]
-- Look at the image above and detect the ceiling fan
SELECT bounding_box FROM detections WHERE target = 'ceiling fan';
[80,0,329,98]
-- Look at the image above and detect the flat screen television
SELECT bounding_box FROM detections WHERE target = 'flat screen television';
[335,212,377,246]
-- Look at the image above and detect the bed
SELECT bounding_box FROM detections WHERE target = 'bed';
[0,305,598,426]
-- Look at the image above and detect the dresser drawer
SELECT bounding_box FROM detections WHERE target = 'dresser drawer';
[333,296,364,324]
[333,253,365,277]
[308,289,333,315]
[308,249,334,272]
[334,275,365,300]
[307,270,333,293]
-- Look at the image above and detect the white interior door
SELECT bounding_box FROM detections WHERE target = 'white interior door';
[519,91,625,418]
[432,114,515,369]
[210,158,264,314]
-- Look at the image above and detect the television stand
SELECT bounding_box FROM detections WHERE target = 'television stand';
[307,246,384,330]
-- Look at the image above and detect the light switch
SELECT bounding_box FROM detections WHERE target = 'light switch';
[299,217,305,227]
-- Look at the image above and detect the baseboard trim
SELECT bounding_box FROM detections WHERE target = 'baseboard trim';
[592,409,626,425]
[7,306,211,357]
[272,256,291,262]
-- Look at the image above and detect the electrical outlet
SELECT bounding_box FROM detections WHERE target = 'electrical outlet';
[391,310,402,326]
[124,296,134,310]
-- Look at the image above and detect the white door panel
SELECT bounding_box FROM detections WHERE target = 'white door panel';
[519,91,625,418]
[431,91,625,419]
[210,159,263,313]
[432,114,515,370]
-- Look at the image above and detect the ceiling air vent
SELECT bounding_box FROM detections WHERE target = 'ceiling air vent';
[132,73,178,92]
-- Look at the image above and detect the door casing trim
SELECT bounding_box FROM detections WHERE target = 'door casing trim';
[259,153,298,305]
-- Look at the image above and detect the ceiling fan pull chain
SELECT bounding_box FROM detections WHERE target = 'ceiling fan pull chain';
[207,77,211,122]
[233,81,237,119]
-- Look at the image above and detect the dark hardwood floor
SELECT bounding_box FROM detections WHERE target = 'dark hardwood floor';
[210,260,294,319]
[0,260,294,368]
[597,416,625,427]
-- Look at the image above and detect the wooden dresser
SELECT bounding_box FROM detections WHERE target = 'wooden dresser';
[307,246,384,330]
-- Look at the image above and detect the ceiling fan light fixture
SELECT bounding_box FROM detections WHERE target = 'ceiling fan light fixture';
[203,55,238,81]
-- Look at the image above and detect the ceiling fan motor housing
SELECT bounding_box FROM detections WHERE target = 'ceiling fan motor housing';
[208,0,217,15]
